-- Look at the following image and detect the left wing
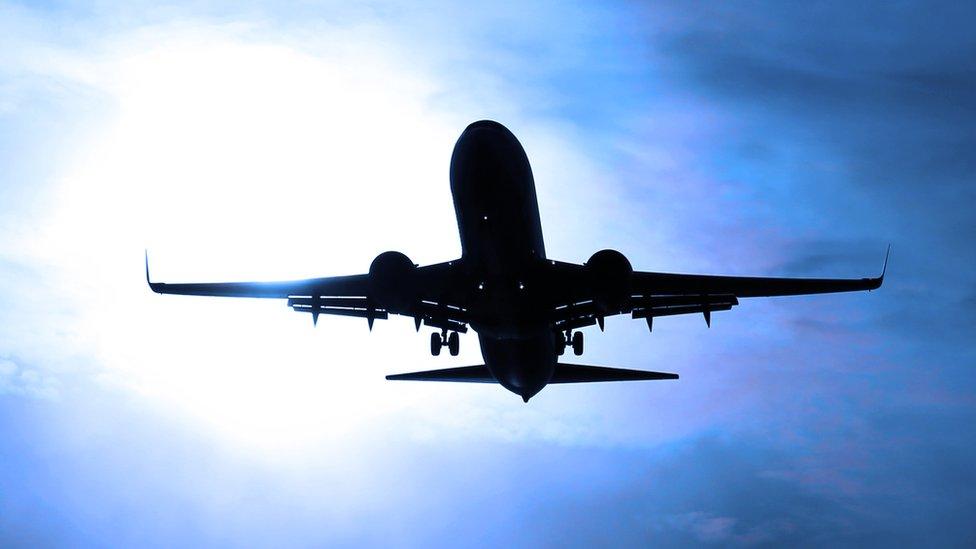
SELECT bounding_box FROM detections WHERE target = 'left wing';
[146,253,468,331]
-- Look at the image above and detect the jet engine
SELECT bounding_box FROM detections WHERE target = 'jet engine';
[585,249,633,314]
[369,251,417,313]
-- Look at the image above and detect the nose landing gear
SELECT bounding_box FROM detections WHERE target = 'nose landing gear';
[430,330,461,356]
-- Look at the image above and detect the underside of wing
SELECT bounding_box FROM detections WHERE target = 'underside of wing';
[631,246,888,298]
[145,252,470,330]
[547,247,888,331]
[146,252,370,298]
[631,269,884,298]
[148,274,371,299]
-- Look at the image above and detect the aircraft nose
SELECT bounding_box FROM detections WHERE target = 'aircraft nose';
[464,119,510,133]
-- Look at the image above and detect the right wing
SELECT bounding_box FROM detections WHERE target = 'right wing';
[547,246,888,332]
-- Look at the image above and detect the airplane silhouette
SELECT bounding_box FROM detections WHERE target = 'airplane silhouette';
[147,120,887,402]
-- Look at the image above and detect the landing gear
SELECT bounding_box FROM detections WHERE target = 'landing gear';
[430,332,442,356]
[431,330,460,356]
[556,330,584,356]
[448,331,460,356]
[572,331,584,356]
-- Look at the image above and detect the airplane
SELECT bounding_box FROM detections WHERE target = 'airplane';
[147,119,887,402]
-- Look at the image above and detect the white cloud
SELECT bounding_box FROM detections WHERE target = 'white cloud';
[0,357,60,399]
[0,6,683,457]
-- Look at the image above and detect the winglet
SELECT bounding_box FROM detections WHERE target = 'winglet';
[871,244,890,290]
[881,244,890,279]
[145,250,159,293]
[861,245,889,291]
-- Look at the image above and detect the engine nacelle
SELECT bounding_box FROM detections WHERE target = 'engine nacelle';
[369,251,417,313]
[585,249,633,314]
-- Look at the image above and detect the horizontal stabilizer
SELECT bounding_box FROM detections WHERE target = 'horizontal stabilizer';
[386,365,496,383]
[550,363,678,383]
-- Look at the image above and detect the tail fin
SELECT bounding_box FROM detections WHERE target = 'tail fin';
[550,363,678,383]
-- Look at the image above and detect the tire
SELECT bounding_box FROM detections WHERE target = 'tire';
[431,332,442,356]
[555,333,566,356]
[572,331,583,356]
[448,331,460,356]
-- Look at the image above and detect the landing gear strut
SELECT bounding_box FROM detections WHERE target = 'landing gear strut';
[431,330,460,356]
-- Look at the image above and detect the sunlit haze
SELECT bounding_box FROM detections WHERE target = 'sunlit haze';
[1,1,974,546]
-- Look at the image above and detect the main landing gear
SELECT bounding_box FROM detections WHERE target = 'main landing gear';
[430,330,460,356]
[556,330,584,356]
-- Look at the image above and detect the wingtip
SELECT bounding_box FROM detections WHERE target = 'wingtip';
[145,250,160,293]
[873,244,890,289]
[882,244,890,279]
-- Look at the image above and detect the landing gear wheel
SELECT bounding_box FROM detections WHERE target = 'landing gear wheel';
[555,333,566,356]
[572,331,584,356]
[448,331,460,356]
[431,332,442,356]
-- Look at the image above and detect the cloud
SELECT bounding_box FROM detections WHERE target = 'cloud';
[0,357,59,399]
[1,1,975,546]
[0,0,683,453]
[658,512,738,544]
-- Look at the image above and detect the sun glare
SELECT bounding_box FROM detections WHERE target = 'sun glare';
[41,29,484,455]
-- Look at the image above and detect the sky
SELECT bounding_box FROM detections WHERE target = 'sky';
[1,0,974,546]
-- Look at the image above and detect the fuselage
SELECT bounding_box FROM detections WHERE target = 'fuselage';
[449,120,556,401]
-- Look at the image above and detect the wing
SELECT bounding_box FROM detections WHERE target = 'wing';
[549,246,888,332]
[145,253,469,331]
[630,263,885,298]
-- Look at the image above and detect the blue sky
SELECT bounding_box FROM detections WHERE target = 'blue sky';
[1,1,974,546]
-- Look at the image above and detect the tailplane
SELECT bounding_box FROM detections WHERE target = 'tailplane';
[385,365,495,383]
[385,363,677,384]
[551,363,678,383]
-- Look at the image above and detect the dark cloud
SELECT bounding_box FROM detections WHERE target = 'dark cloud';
[619,0,976,352]
[770,240,883,277]
[658,1,976,223]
